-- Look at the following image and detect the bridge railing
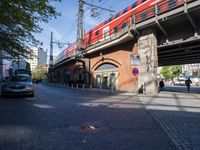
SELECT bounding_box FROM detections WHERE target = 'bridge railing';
[84,0,193,51]
[53,0,196,66]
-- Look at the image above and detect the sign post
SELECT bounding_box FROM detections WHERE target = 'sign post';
[130,54,140,95]
[132,67,139,94]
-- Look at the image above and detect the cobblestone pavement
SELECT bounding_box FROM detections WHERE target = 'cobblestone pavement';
[139,91,200,150]
[0,84,175,150]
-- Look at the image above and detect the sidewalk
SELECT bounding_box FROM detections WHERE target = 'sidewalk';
[139,91,200,150]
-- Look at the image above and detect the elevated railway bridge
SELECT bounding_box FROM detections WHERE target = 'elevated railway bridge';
[49,0,200,95]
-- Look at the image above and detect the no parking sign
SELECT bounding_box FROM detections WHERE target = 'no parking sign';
[132,68,139,76]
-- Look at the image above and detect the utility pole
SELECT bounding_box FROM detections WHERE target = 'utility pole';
[76,0,84,57]
[76,0,115,57]
[49,32,72,65]
[50,32,54,65]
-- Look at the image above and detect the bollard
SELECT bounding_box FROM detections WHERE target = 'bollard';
[99,85,102,92]
[83,84,85,90]
[76,84,78,89]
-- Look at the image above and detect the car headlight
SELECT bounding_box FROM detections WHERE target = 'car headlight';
[26,86,33,90]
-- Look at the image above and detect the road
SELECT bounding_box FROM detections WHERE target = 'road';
[0,84,175,150]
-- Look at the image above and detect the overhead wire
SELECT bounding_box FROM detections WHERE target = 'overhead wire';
[83,0,136,32]
[65,0,137,43]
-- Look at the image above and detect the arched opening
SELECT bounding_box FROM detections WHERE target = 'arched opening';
[63,69,70,84]
[74,68,84,84]
[94,63,118,89]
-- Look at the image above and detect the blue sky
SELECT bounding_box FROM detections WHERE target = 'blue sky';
[35,0,136,61]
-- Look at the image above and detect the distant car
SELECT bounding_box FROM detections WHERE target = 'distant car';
[173,78,186,86]
[1,74,34,97]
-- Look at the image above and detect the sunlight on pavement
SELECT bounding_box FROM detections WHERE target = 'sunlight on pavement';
[32,104,55,109]
[140,92,200,112]
[79,96,144,109]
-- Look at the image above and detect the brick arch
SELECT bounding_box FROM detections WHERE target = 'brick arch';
[91,58,121,72]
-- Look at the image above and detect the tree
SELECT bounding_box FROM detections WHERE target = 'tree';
[171,66,182,79]
[0,0,61,57]
[32,65,48,81]
[160,66,182,80]
[160,66,171,80]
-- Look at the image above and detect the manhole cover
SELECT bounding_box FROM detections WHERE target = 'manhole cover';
[80,124,104,133]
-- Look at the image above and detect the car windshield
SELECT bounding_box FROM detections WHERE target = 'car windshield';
[9,75,32,82]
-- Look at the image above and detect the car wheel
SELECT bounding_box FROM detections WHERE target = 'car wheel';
[30,92,34,97]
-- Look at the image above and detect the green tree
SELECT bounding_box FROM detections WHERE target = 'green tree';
[160,66,182,80]
[171,66,182,79]
[0,0,60,57]
[160,66,171,80]
[32,65,48,81]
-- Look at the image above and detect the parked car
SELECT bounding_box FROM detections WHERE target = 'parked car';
[173,78,186,86]
[1,74,34,97]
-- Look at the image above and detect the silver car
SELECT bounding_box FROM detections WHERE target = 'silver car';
[1,74,34,97]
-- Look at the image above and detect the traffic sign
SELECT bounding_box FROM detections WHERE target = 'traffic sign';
[132,68,139,76]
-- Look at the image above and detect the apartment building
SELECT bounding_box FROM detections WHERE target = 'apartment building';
[27,48,47,71]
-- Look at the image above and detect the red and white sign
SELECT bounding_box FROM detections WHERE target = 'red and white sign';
[132,68,139,76]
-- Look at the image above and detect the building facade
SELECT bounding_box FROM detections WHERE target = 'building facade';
[28,48,47,71]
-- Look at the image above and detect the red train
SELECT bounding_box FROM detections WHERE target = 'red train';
[54,0,186,64]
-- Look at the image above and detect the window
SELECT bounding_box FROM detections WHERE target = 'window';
[123,7,128,14]
[96,63,118,71]
[122,23,127,29]
[103,26,109,38]
[142,0,147,3]
[114,26,118,33]
[115,13,120,19]
[108,17,112,22]
[104,20,108,25]
[95,30,99,36]
[141,13,147,21]
[131,2,137,9]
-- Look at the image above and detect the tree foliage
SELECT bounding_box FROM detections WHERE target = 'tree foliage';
[0,0,61,57]
[32,65,48,81]
[160,66,182,80]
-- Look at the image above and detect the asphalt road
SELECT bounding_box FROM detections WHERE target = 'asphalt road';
[0,84,175,150]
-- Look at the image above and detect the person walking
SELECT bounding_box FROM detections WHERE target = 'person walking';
[185,77,192,92]
[159,79,165,92]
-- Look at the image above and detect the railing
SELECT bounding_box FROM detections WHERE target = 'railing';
[53,0,196,66]
[85,0,193,50]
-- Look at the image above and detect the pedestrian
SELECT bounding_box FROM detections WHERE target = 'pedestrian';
[170,79,175,86]
[159,79,165,92]
[185,77,192,92]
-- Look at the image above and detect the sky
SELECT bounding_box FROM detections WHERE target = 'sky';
[35,0,136,62]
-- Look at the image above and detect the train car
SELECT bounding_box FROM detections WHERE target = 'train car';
[84,0,155,47]
[54,0,185,64]
[83,0,185,48]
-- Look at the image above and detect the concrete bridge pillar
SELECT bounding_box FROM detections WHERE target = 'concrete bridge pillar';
[138,33,158,95]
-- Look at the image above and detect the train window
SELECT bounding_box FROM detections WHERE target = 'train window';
[131,2,137,9]
[123,7,128,14]
[115,13,119,19]
[104,20,108,25]
[141,12,147,21]
[108,17,112,22]
[168,0,177,9]
[114,26,118,33]
[142,0,147,3]
[96,30,99,36]
[122,23,127,29]
[103,26,109,38]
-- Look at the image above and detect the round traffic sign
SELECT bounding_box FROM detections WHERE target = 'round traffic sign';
[132,68,139,76]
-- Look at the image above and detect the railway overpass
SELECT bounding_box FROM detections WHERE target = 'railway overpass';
[50,0,200,95]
